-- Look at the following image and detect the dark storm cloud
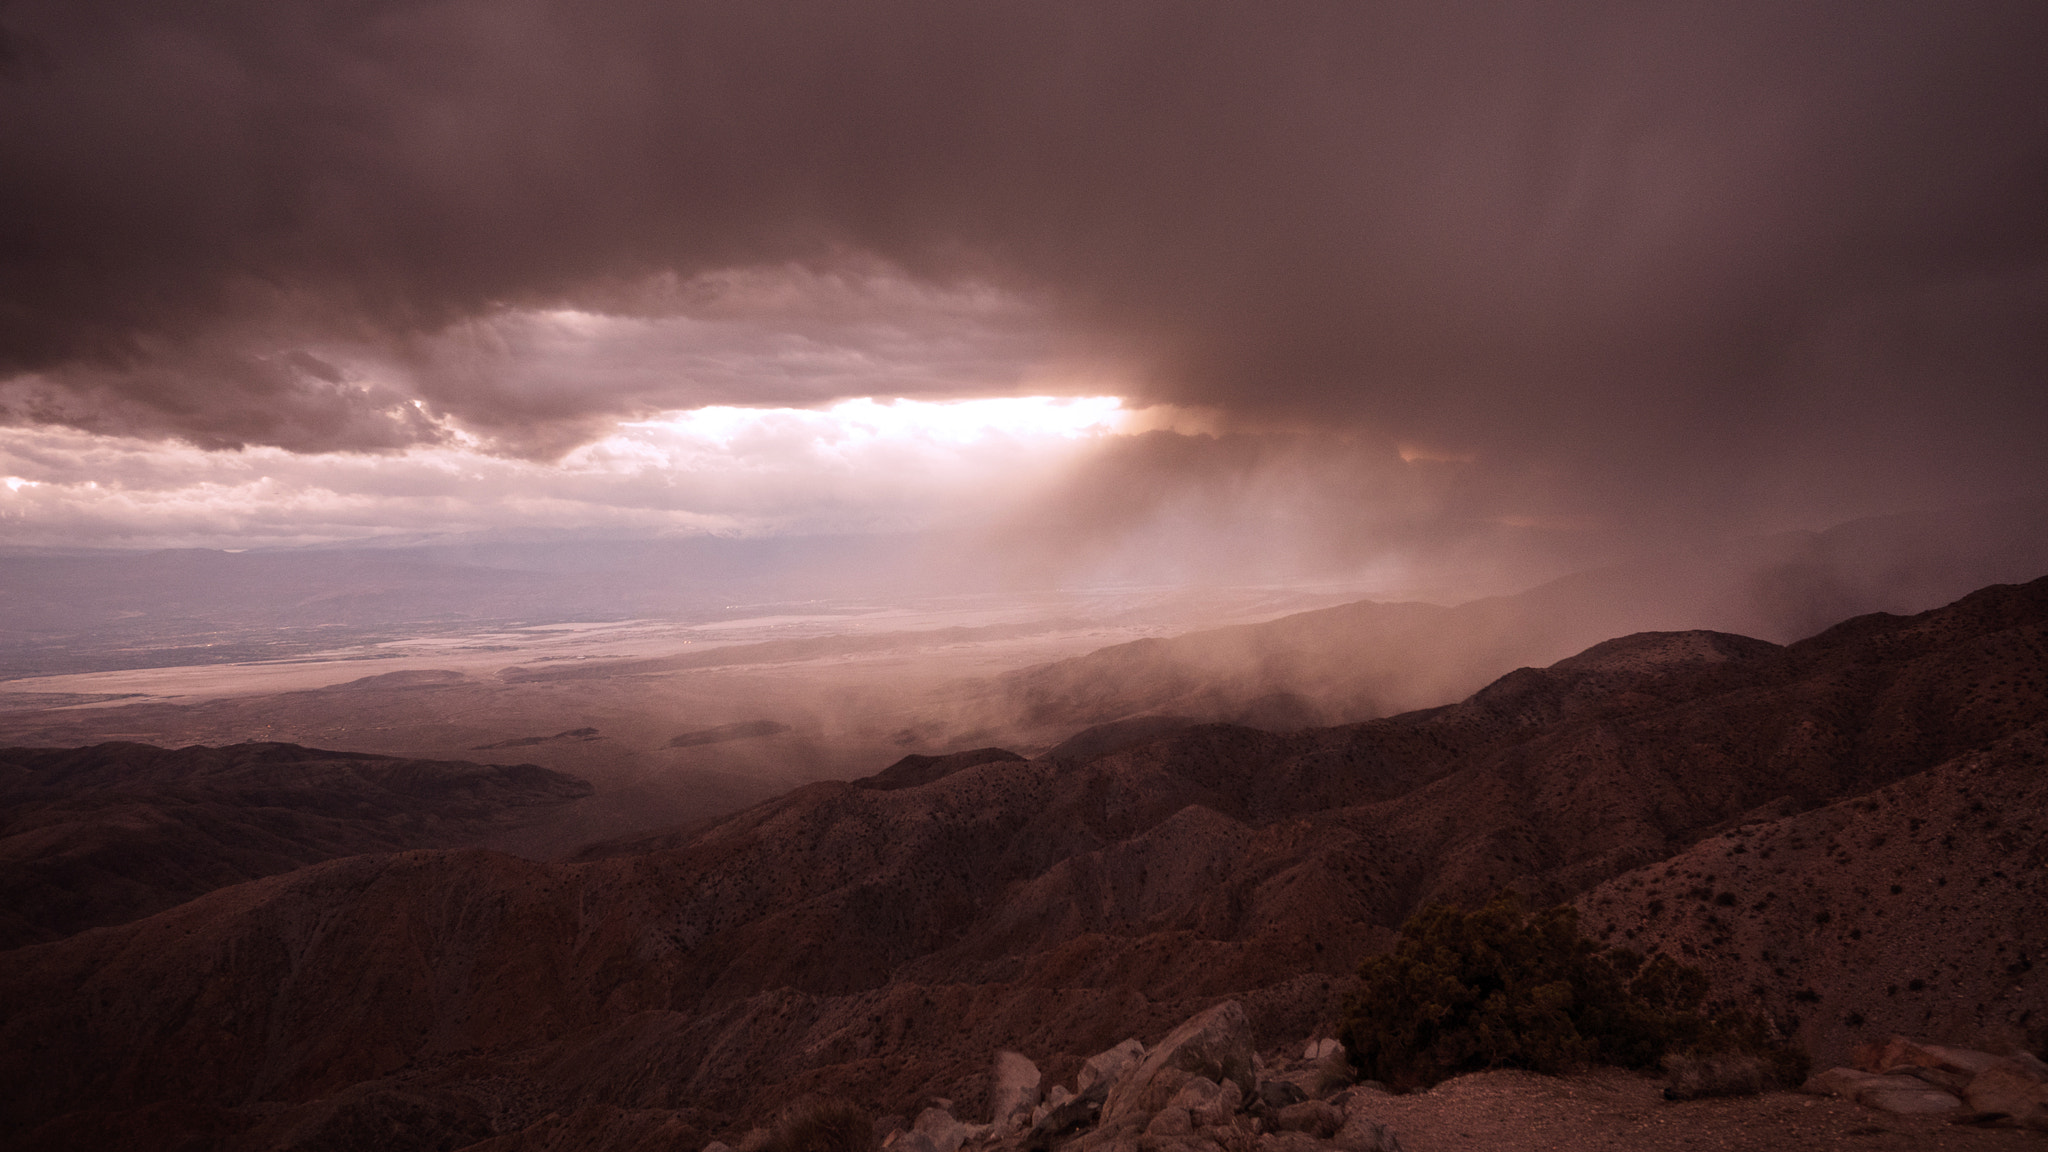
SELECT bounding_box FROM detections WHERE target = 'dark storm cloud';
[2,1,2046,525]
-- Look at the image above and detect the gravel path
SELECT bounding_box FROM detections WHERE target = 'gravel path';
[1359,1069,2044,1152]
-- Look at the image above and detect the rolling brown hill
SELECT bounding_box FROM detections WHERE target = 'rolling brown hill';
[1,578,2045,1150]
[0,741,593,949]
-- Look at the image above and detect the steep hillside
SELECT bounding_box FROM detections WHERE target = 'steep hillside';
[1579,722,2048,1064]
[2,580,2045,1150]
[0,741,593,948]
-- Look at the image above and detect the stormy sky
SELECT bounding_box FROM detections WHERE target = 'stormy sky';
[2,1,2045,568]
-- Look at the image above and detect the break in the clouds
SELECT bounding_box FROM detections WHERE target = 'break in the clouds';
[2,1,2047,543]
[0,396,1145,549]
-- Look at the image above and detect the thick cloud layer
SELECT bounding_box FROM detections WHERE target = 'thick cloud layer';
[3,1,2046,536]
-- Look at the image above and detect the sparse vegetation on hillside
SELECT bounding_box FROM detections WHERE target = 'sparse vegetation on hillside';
[1337,893,1807,1092]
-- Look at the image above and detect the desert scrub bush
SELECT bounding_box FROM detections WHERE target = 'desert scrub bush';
[763,1096,875,1152]
[1336,892,1807,1092]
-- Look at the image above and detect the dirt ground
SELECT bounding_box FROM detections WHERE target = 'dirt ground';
[1358,1069,2045,1152]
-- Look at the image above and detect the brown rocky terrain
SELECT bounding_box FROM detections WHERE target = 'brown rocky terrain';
[1578,724,2048,1062]
[0,741,592,948]
[1,577,2045,1150]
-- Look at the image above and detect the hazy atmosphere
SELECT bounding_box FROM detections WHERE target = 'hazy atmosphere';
[8,0,2048,822]
[6,6,2048,1150]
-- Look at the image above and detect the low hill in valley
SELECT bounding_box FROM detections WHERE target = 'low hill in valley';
[0,741,593,949]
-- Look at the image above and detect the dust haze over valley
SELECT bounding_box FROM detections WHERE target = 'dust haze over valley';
[0,541,1400,849]
[6,499,2048,855]
[5,3,2048,1150]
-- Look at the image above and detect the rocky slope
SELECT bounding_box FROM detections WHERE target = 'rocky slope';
[1578,722,2048,1063]
[2,578,2046,1150]
[0,741,593,948]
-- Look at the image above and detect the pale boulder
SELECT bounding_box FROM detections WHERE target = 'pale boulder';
[1854,1035,2010,1079]
[1102,1002,1256,1125]
[1965,1063,2048,1131]
[913,1107,970,1152]
[1900,1064,1974,1093]
[890,1133,940,1152]
[1165,1076,1242,1127]
[1802,1067,1886,1097]
[1331,1090,1405,1152]
[1144,1107,1194,1139]
[1858,1081,1962,1115]
[1078,1039,1148,1102]
[1271,1100,1342,1137]
[991,1050,1042,1133]
[1807,1066,1961,1114]
[1332,1112,1404,1152]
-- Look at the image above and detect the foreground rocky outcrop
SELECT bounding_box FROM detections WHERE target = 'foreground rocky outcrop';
[2,578,2046,1150]
[776,1003,1401,1152]
[1801,1034,2048,1128]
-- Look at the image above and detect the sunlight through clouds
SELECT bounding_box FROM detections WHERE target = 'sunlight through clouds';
[606,395,1127,451]
[0,397,1147,549]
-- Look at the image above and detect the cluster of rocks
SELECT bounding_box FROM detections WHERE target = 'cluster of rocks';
[1802,1035,2048,1129]
[877,1001,1403,1152]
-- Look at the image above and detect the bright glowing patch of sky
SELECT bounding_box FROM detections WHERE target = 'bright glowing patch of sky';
[0,396,1155,550]
[615,395,1125,448]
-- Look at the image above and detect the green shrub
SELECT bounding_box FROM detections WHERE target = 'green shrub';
[763,1096,875,1152]
[1336,892,1806,1091]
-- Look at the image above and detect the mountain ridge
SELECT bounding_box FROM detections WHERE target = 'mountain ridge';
[987,501,2048,738]
[2,579,2045,1149]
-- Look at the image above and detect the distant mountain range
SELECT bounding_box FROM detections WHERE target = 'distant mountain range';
[4,500,2047,684]
[987,499,2048,737]
[2,572,2043,1150]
